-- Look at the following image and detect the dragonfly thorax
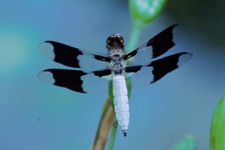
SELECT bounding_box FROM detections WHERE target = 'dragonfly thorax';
[109,52,126,74]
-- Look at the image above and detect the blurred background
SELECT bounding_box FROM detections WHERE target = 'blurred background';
[0,0,225,149]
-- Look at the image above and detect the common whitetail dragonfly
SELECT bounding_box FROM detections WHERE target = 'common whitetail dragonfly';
[38,24,192,137]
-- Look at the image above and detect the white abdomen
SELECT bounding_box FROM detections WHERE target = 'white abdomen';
[113,74,129,136]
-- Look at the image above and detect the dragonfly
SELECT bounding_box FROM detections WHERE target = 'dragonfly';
[38,24,192,137]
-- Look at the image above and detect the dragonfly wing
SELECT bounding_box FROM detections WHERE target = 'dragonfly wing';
[38,41,110,69]
[124,24,186,65]
[125,52,192,89]
[38,68,112,94]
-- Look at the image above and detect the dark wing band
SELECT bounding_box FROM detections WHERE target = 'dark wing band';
[124,24,186,65]
[38,41,110,69]
[38,68,112,94]
[125,52,192,89]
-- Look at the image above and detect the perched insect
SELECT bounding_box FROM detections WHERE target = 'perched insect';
[38,24,192,137]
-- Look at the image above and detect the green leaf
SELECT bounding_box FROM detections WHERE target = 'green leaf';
[129,0,167,28]
[210,90,225,150]
[169,136,196,150]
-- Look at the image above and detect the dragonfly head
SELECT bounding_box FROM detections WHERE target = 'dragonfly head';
[106,33,124,50]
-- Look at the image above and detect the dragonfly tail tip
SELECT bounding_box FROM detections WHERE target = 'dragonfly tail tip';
[123,131,127,137]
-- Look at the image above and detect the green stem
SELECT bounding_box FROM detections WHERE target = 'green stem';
[107,79,117,150]
[126,25,142,51]
[126,25,143,98]
[107,115,117,150]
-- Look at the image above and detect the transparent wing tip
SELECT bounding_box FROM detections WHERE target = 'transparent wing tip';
[38,41,55,60]
[37,70,55,84]
[177,52,193,67]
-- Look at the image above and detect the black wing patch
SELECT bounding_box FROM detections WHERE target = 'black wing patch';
[124,24,186,65]
[125,52,192,89]
[38,41,111,69]
[38,69,112,94]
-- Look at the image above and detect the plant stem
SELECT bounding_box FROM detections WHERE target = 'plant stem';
[126,25,143,97]
[107,79,117,150]
[91,98,114,150]
[107,115,117,150]
[126,25,142,51]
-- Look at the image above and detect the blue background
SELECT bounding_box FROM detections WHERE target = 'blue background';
[0,0,225,149]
